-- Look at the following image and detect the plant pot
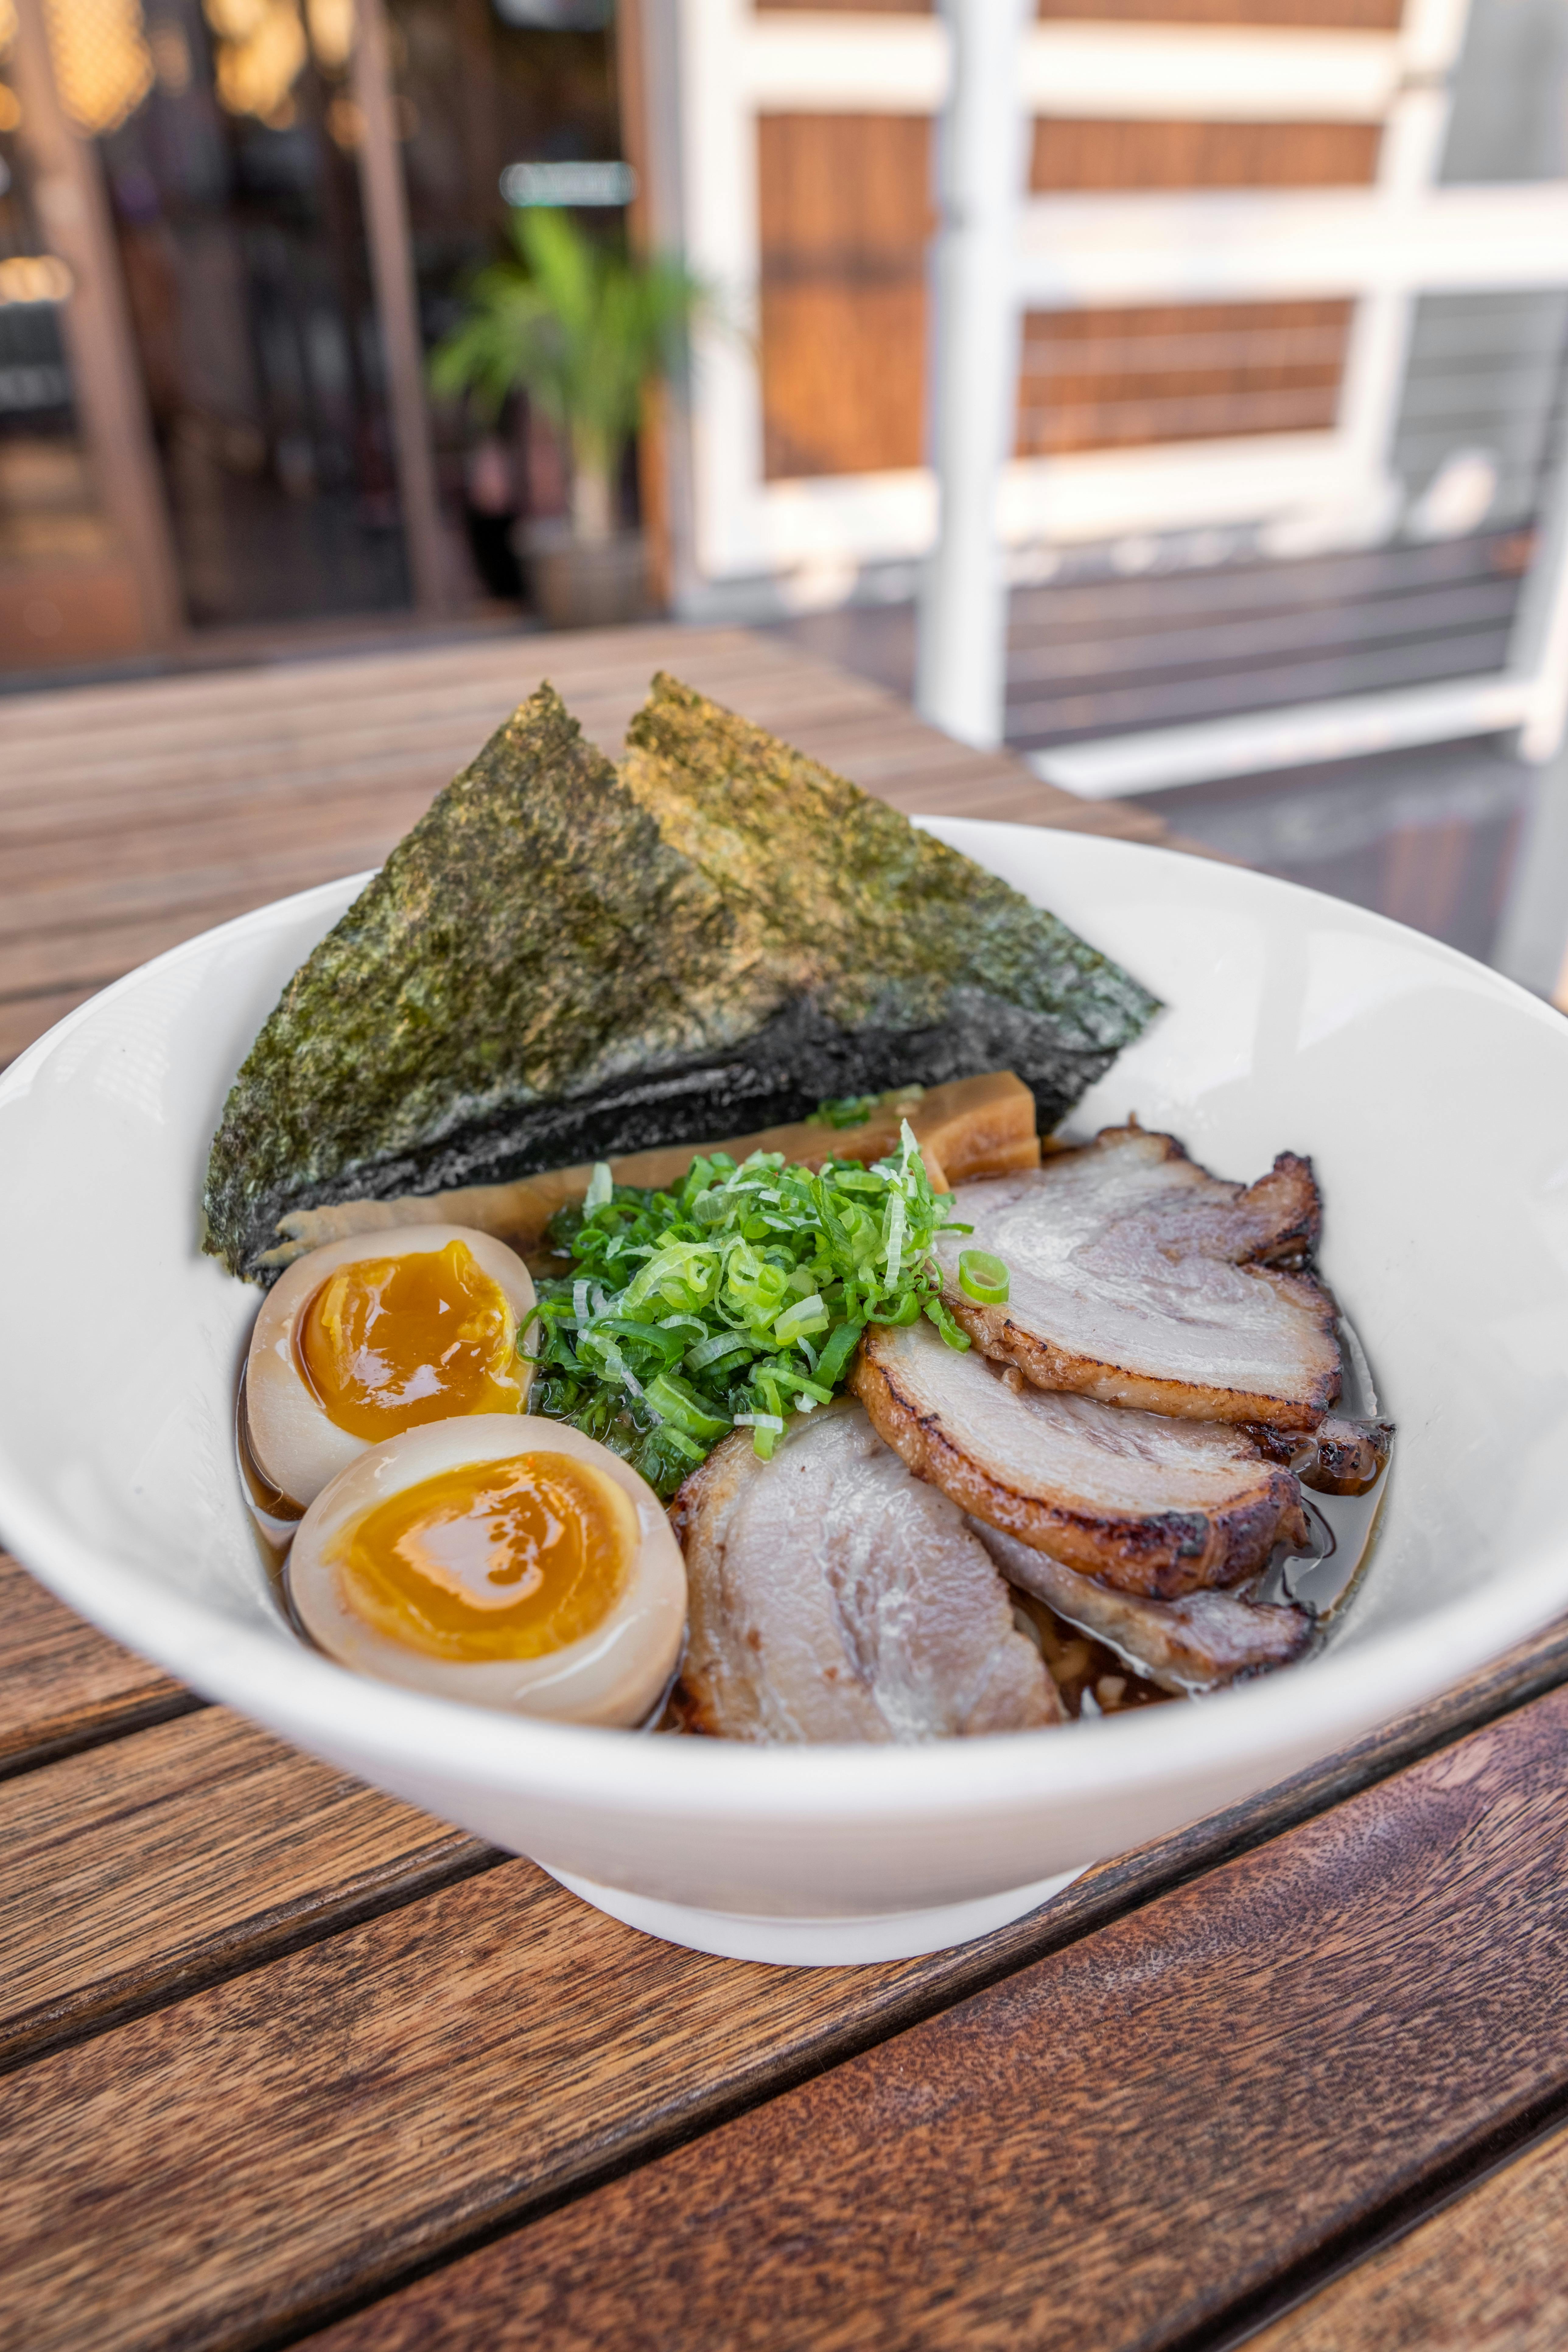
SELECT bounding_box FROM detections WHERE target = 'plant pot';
[517,521,651,629]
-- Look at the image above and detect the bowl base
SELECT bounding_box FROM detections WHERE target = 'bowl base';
[540,1864,1088,1965]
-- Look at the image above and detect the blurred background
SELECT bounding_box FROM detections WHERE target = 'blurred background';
[2,0,1567,1002]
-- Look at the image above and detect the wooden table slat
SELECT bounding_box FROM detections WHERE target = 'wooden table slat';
[0,622,1171,1071]
[2,1588,1564,2082]
[0,1552,198,1781]
[1248,2116,1568,2352]
[0,625,743,752]
[301,1683,1568,2352]
[2,1615,1567,2352]
[0,1709,492,2073]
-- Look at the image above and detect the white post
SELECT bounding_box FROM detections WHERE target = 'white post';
[1332,82,1452,529]
[1510,381,1568,766]
[1491,735,1568,1003]
[916,0,1032,752]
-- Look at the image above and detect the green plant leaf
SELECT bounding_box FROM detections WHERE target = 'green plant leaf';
[429,208,710,506]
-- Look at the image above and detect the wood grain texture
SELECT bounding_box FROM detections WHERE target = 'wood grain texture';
[755,110,1374,478]
[0,1708,492,2072]
[1017,300,1354,458]
[758,114,930,479]
[1251,2118,1568,2352]
[0,1549,196,1779]
[306,1682,1568,2352]
[3,1616,1568,2352]
[1036,0,1402,23]
[1031,118,1380,193]
[0,625,1171,1068]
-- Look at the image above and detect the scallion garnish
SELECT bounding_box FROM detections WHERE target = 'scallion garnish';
[957,1247,1010,1305]
[526,1120,970,1496]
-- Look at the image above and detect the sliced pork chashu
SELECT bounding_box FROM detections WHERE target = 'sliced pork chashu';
[938,1125,1341,1433]
[854,1318,1307,1598]
[671,1402,1062,1742]
[970,1521,1312,1693]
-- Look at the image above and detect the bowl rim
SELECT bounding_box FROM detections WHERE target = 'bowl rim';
[3,825,1566,1823]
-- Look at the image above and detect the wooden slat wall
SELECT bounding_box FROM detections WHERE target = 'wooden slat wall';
[1030,117,1381,191]
[758,114,931,481]
[1038,0,1403,23]
[1017,300,1357,457]
[759,111,1382,483]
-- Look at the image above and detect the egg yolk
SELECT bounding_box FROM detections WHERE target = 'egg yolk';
[326,1452,635,1662]
[298,1240,523,1441]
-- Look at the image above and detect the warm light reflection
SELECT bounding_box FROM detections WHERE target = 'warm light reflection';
[306,0,351,74]
[0,0,16,59]
[0,253,73,303]
[325,90,361,148]
[201,0,267,38]
[148,17,190,89]
[44,0,153,134]
[207,0,306,123]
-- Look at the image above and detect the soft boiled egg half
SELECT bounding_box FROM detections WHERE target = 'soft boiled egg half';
[244,1224,536,1512]
[287,1416,688,1726]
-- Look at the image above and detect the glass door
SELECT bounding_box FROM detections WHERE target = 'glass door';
[85,0,410,628]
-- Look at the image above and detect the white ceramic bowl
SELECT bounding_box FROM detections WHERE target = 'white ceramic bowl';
[4,823,1568,1967]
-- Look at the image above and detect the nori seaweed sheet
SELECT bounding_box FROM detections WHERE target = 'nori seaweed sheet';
[204,674,1160,1280]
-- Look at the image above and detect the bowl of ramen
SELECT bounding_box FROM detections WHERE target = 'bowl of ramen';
[2,676,1566,1964]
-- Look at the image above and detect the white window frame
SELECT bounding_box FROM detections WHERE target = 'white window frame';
[661,0,1568,788]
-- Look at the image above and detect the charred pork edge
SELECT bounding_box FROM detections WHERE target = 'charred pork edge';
[1054,1594,1314,1696]
[1044,1132,1325,1262]
[971,1521,1313,1695]
[850,1341,1305,1601]
[946,1280,1342,1434]
[667,1432,750,1740]
[946,1131,1340,1431]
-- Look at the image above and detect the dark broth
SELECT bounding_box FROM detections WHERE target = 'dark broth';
[234,1367,310,1632]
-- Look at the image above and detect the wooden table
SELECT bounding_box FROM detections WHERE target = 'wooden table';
[3,624,1567,2352]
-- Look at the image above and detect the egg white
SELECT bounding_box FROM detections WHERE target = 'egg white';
[244,1223,536,1511]
[286,1415,688,1727]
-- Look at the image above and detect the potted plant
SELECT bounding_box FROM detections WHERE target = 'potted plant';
[431,205,705,628]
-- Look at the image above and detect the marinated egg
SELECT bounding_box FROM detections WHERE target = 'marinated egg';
[244,1225,535,1511]
[287,1416,687,1725]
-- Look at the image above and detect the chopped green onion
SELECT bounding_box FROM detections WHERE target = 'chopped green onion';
[773,1291,829,1347]
[923,1295,971,1350]
[686,1328,753,1372]
[527,1129,961,1493]
[882,1189,907,1286]
[814,1319,864,1387]
[809,1084,926,1129]
[644,1372,731,1442]
[958,1248,1010,1305]
[810,1092,879,1130]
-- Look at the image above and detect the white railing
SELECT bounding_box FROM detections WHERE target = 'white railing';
[659,0,1568,793]
[914,0,1568,786]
